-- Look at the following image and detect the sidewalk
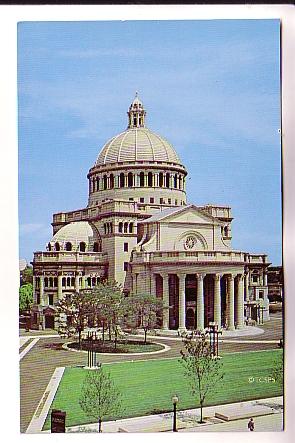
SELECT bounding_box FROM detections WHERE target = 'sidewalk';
[65,396,283,433]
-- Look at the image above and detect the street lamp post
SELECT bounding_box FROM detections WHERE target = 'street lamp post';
[172,394,179,432]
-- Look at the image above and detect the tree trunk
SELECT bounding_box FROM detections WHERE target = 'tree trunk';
[78,329,81,349]
[108,324,111,341]
[144,328,147,345]
[98,418,102,433]
[200,400,204,423]
[102,322,105,344]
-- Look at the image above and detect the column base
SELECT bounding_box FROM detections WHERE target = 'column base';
[178,327,187,335]
[236,324,244,329]
[228,326,235,331]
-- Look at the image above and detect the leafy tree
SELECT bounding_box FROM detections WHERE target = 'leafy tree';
[19,283,33,312]
[90,280,126,349]
[55,291,95,348]
[180,330,224,423]
[126,293,165,344]
[20,266,33,285]
[79,367,122,432]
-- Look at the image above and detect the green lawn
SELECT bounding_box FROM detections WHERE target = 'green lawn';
[44,350,283,429]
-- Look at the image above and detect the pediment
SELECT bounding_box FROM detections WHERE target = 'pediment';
[161,205,221,226]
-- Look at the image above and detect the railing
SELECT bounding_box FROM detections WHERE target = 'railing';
[33,252,108,263]
[131,250,266,264]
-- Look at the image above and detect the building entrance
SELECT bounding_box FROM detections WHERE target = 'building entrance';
[45,315,55,329]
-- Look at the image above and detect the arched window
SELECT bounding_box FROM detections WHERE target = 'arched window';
[49,277,54,287]
[148,172,153,187]
[109,174,114,189]
[166,173,170,188]
[80,242,86,252]
[103,175,107,190]
[179,176,182,189]
[128,172,133,187]
[118,222,123,233]
[110,223,113,233]
[139,172,145,187]
[174,175,177,189]
[87,277,91,287]
[93,241,101,252]
[47,243,51,251]
[44,277,48,287]
[55,242,60,251]
[65,242,72,251]
[62,277,66,287]
[224,227,228,237]
[124,222,128,233]
[71,277,75,287]
[96,177,100,191]
[54,277,58,287]
[129,222,133,233]
[67,277,71,287]
[159,172,163,187]
[92,277,96,286]
[120,173,125,188]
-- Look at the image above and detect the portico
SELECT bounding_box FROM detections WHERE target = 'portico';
[148,270,245,332]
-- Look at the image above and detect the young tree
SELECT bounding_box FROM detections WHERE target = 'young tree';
[91,280,126,349]
[79,367,122,432]
[55,291,95,348]
[126,293,165,344]
[19,283,33,312]
[180,330,224,423]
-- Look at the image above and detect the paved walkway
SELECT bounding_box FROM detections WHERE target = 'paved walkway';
[64,396,283,433]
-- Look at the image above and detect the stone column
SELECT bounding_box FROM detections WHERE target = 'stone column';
[178,274,186,331]
[196,273,205,330]
[150,272,157,297]
[161,273,169,330]
[155,173,159,187]
[263,271,268,286]
[75,274,80,293]
[236,274,244,329]
[245,271,249,301]
[214,273,222,329]
[57,274,63,300]
[33,275,36,303]
[39,276,44,305]
[81,276,86,289]
[228,274,235,330]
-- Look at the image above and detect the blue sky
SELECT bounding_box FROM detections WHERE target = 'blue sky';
[18,20,281,265]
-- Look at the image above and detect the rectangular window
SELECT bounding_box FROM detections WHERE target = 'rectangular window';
[259,291,264,299]
[175,199,178,205]
[150,197,154,204]
[160,198,163,204]
[124,242,128,252]
[168,198,171,204]
[129,197,134,201]
[140,197,145,203]
[37,293,40,304]
[48,294,54,305]
[252,275,258,283]
[124,262,128,271]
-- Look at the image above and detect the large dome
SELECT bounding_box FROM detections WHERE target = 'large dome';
[96,127,181,166]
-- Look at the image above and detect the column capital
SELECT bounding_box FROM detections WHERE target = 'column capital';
[228,273,236,281]
[178,273,186,281]
[214,273,223,281]
[196,273,206,281]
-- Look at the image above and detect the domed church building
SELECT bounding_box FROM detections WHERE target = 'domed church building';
[31,94,270,331]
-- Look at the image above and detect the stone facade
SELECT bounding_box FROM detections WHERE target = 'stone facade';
[31,94,270,330]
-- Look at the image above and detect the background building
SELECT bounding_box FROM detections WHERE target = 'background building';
[31,95,270,331]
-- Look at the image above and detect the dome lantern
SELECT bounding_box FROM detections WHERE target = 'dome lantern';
[127,92,146,128]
